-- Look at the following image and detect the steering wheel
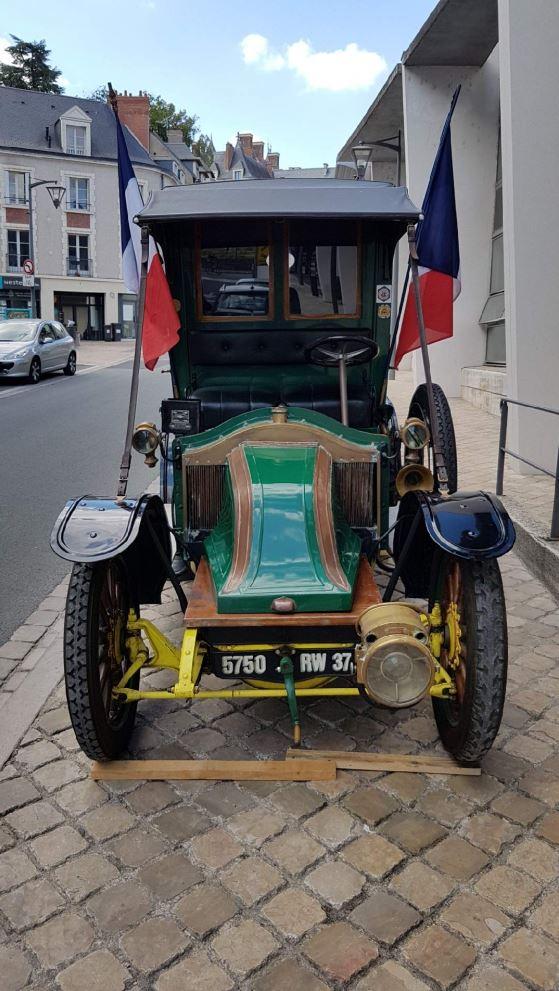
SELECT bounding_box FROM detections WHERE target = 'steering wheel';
[305,335,379,367]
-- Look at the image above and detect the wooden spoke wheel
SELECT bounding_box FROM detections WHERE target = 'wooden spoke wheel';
[409,382,458,493]
[430,553,508,765]
[64,558,138,760]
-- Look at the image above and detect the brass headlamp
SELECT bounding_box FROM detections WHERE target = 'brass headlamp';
[132,422,160,467]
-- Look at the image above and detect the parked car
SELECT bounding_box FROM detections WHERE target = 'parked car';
[212,283,301,316]
[0,319,77,384]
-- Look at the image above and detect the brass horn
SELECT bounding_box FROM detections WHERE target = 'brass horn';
[395,463,435,498]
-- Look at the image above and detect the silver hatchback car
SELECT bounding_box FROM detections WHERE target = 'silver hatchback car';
[0,319,77,384]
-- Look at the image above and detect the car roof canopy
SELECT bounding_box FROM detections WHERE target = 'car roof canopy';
[136,178,420,224]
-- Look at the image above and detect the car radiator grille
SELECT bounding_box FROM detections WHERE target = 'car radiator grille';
[183,461,375,531]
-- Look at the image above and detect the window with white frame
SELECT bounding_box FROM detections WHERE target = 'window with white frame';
[67,233,90,274]
[5,171,27,205]
[67,176,89,211]
[7,229,30,270]
[233,169,243,181]
[66,125,87,155]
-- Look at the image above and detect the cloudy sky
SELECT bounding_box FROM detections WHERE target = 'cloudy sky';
[1,0,435,166]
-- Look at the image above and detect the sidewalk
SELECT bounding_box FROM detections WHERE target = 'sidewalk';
[389,371,559,597]
[1,378,559,989]
[76,340,136,369]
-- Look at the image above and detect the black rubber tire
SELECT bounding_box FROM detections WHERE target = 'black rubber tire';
[409,382,458,493]
[28,357,41,385]
[63,351,77,376]
[64,560,138,760]
[430,554,507,765]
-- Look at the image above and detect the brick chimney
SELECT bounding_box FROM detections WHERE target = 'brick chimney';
[266,151,279,175]
[253,141,264,161]
[238,132,254,157]
[114,90,150,150]
[224,141,235,171]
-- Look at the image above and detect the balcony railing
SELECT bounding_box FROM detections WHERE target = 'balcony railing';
[5,195,29,207]
[5,254,25,272]
[67,200,90,212]
[67,256,92,276]
[66,146,86,156]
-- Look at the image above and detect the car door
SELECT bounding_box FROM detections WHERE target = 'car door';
[37,323,57,370]
[51,321,71,369]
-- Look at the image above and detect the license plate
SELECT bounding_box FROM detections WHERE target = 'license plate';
[209,647,356,680]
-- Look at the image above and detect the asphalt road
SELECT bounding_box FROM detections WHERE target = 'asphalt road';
[0,359,169,643]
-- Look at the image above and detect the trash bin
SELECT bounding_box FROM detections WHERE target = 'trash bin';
[112,323,122,342]
[66,320,79,347]
[104,325,113,342]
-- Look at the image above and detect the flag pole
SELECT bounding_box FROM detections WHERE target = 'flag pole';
[117,224,149,498]
[407,223,448,491]
[108,81,149,499]
[379,260,410,406]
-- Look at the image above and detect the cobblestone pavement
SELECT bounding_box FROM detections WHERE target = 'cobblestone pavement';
[2,550,559,990]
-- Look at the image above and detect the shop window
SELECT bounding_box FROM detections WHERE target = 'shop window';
[7,229,30,271]
[5,171,27,205]
[68,176,90,211]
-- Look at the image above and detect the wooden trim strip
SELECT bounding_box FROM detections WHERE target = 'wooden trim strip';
[313,446,350,591]
[91,759,336,781]
[286,748,481,776]
[222,445,253,593]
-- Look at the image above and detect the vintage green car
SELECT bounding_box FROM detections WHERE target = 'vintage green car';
[52,178,514,765]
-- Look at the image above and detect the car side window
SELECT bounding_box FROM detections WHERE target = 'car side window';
[40,324,57,342]
[51,322,67,340]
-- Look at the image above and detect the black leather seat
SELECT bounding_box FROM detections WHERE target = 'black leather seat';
[187,330,374,430]
[191,380,372,430]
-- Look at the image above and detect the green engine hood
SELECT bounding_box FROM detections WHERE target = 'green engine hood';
[205,443,361,614]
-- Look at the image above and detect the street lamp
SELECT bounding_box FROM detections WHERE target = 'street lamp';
[27,177,66,317]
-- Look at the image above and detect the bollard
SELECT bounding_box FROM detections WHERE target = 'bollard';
[496,400,508,496]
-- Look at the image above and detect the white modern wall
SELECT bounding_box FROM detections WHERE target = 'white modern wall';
[402,52,501,396]
[499,0,559,475]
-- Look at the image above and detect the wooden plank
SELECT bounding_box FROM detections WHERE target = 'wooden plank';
[184,556,380,628]
[91,758,336,782]
[286,748,481,776]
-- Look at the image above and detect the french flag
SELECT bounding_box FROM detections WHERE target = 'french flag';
[394,88,461,368]
[115,114,180,370]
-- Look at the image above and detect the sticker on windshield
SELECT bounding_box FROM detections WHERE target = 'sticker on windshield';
[378,304,391,320]
[376,285,391,303]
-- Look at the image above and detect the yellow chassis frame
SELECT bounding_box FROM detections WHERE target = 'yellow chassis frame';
[113,610,455,704]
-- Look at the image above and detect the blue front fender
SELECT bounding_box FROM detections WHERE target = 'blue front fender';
[394,490,515,597]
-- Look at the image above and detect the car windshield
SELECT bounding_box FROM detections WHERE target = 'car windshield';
[216,292,268,315]
[0,321,37,342]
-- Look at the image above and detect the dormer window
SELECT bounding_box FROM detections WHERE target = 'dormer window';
[67,125,86,155]
[58,107,92,157]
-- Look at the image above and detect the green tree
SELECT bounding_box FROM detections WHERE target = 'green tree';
[192,133,215,168]
[0,35,62,92]
[148,95,197,145]
[87,84,108,103]
[87,86,215,167]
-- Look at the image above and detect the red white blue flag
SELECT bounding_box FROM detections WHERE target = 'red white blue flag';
[394,88,461,368]
[115,112,180,370]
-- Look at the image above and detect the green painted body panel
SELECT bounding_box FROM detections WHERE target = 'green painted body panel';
[205,444,361,614]
[172,405,389,540]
